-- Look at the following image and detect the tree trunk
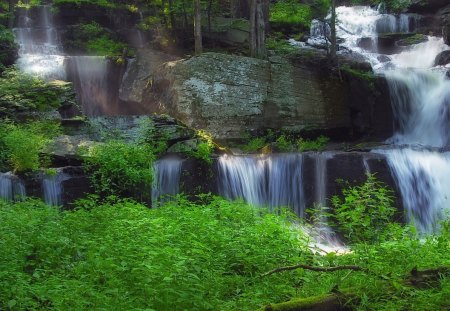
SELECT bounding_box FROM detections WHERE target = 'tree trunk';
[249,0,257,57]
[256,0,266,57]
[194,0,203,55]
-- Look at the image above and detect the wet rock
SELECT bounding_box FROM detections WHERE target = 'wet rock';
[396,33,428,46]
[409,0,449,14]
[377,55,392,63]
[357,37,375,51]
[434,50,450,66]
[377,33,420,54]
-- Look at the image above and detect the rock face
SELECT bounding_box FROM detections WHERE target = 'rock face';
[434,50,450,66]
[149,51,351,139]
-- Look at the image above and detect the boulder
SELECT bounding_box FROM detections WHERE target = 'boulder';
[409,0,449,14]
[434,50,450,66]
[396,33,428,46]
[150,51,351,140]
[357,37,375,51]
[377,33,421,54]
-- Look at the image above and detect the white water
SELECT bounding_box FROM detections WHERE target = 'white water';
[70,56,109,116]
[0,172,26,201]
[307,6,450,231]
[218,154,305,215]
[152,157,183,207]
[13,5,66,80]
[42,171,69,206]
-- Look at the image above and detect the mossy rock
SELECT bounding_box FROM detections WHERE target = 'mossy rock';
[396,33,428,46]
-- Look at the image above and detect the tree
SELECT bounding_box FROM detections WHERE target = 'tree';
[194,0,202,55]
[249,0,267,58]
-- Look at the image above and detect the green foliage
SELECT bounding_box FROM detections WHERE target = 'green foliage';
[241,137,267,152]
[0,68,74,118]
[0,26,17,69]
[68,22,129,56]
[331,174,397,243]
[266,38,298,54]
[297,135,329,152]
[0,196,307,310]
[270,0,312,27]
[180,130,214,164]
[275,134,293,152]
[84,140,155,196]
[53,0,115,7]
[0,121,61,172]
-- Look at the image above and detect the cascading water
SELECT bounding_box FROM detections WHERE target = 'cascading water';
[305,5,450,231]
[42,171,69,206]
[152,157,183,207]
[13,5,65,80]
[0,172,26,201]
[217,154,305,216]
[68,56,109,116]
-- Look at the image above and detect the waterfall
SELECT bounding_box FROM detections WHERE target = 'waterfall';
[217,154,304,216]
[378,149,450,233]
[42,171,69,206]
[13,5,66,80]
[0,172,26,201]
[152,157,183,207]
[306,5,450,231]
[68,56,109,116]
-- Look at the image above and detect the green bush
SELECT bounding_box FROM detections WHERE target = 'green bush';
[84,140,155,196]
[0,26,17,69]
[69,22,129,56]
[331,174,397,243]
[241,137,267,152]
[0,196,307,310]
[270,0,312,27]
[0,68,75,118]
[0,121,60,172]
[297,135,329,151]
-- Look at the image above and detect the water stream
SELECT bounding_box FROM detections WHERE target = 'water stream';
[308,5,450,232]
[13,5,65,80]
[42,171,69,206]
[152,157,183,207]
[0,172,26,201]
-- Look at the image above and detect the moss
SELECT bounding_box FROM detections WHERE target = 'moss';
[260,292,355,311]
[397,34,428,46]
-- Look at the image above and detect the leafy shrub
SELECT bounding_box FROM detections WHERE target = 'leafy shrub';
[68,22,129,56]
[0,68,75,118]
[297,135,329,151]
[0,121,60,172]
[0,196,307,310]
[0,26,17,69]
[241,137,267,152]
[275,134,293,152]
[84,140,155,196]
[266,37,298,54]
[331,174,397,243]
[270,0,312,27]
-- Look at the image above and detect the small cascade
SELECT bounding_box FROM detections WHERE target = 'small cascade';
[13,5,65,80]
[68,56,109,116]
[42,171,69,206]
[314,152,333,206]
[152,157,183,207]
[380,149,450,233]
[217,154,304,216]
[386,69,450,147]
[0,172,26,201]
